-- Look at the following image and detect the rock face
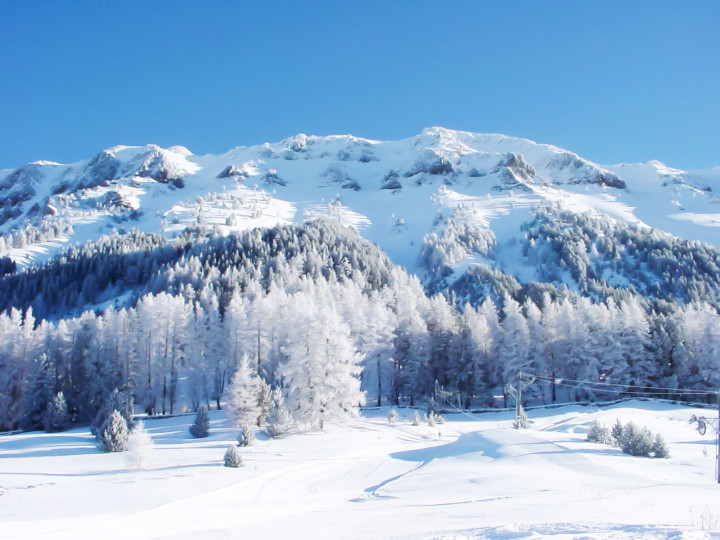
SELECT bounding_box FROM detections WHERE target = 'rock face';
[381,171,402,190]
[218,165,245,179]
[405,150,454,177]
[76,150,121,189]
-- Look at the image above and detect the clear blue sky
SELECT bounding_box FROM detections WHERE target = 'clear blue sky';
[1,1,718,171]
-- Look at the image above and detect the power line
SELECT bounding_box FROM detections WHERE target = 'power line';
[528,373,718,396]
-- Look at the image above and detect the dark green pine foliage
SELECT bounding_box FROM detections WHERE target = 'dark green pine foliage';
[189,404,210,438]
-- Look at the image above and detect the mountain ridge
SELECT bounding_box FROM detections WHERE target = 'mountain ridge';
[1,128,718,294]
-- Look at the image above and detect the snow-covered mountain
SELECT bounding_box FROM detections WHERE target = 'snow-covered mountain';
[2,127,719,289]
[2,128,720,436]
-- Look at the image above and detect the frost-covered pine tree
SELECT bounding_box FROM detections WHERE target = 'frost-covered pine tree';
[651,433,670,458]
[281,288,365,430]
[224,444,243,468]
[388,408,398,424]
[189,404,210,438]
[127,420,154,469]
[611,419,624,446]
[256,379,271,427]
[43,391,69,433]
[266,388,292,438]
[617,297,654,388]
[21,353,55,431]
[237,423,256,447]
[227,353,264,427]
[91,388,134,437]
[98,410,130,452]
[498,294,531,403]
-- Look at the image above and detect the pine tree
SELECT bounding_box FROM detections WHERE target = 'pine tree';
[237,423,256,447]
[256,379,271,427]
[610,419,624,446]
[281,288,365,430]
[498,295,531,402]
[21,353,55,431]
[91,388,134,438]
[189,404,210,438]
[227,353,263,427]
[266,388,292,438]
[587,420,611,444]
[651,433,670,458]
[224,445,243,468]
[98,410,130,452]
[43,391,69,432]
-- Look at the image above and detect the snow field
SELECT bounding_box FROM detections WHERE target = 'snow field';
[2,400,720,539]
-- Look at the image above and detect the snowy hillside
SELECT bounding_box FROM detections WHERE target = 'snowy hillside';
[2,402,720,539]
[2,127,718,286]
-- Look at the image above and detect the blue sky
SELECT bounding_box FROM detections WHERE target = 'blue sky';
[1,1,718,171]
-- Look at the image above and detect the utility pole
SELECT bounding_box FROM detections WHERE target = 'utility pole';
[505,371,535,429]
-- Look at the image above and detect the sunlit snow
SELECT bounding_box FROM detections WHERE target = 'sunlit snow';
[2,402,719,539]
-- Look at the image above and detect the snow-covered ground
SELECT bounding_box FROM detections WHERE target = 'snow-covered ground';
[2,401,720,539]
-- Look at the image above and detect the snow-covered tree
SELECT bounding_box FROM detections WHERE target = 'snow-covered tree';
[20,353,55,431]
[98,410,130,452]
[43,391,69,432]
[224,445,243,467]
[237,423,256,447]
[91,388,134,437]
[616,297,654,388]
[189,404,210,438]
[126,420,154,469]
[266,388,292,438]
[281,287,365,430]
[227,353,266,427]
[498,294,531,401]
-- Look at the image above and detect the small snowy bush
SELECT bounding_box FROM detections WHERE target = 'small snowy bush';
[237,423,256,447]
[692,505,720,531]
[611,419,624,445]
[651,433,670,459]
[189,405,210,438]
[224,445,243,468]
[388,408,398,424]
[586,420,612,444]
[98,410,129,452]
[411,410,421,426]
[126,421,154,469]
[599,419,670,458]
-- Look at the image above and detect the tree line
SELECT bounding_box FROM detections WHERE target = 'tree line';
[1,220,719,432]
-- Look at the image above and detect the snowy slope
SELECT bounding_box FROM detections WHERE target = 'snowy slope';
[2,402,719,539]
[1,127,718,284]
